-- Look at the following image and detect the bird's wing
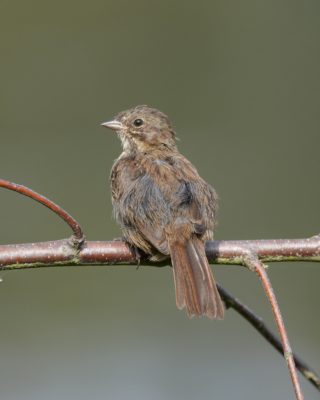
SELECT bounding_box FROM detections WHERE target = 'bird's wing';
[111,155,216,255]
[131,156,216,253]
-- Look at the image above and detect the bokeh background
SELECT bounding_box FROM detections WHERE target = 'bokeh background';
[0,1,319,399]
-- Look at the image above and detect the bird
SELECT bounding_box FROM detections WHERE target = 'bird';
[101,105,224,319]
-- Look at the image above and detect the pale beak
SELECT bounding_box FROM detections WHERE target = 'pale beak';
[101,120,124,131]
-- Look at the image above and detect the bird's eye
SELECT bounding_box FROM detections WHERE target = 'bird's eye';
[133,118,144,127]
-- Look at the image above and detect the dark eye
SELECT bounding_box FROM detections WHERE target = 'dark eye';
[133,118,144,127]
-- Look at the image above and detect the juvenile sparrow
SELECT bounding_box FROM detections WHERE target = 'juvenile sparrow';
[102,105,224,319]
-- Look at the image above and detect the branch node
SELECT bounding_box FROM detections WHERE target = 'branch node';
[68,234,86,253]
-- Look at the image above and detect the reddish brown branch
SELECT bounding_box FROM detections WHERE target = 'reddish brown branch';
[0,179,84,244]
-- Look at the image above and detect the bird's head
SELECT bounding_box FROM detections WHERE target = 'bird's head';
[101,105,177,153]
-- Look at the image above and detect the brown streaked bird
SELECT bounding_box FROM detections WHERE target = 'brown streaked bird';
[102,105,224,319]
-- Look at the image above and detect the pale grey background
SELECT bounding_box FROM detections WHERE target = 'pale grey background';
[0,1,319,399]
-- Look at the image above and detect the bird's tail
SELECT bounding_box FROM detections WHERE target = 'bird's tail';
[169,237,224,319]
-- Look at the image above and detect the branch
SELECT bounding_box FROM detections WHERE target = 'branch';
[1,179,319,398]
[0,237,319,270]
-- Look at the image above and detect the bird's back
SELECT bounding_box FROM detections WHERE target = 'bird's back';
[110,151,217,258]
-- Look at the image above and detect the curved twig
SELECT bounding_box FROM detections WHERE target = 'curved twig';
[0,179,84,246]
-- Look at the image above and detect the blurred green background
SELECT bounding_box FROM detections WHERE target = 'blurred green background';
[0,1,319,399]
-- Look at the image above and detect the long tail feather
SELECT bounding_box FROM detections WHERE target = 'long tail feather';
[169,237,224,319]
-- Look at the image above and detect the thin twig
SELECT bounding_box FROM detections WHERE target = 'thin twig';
[243,254,304,400]
[0,179,84,245]
[217,284,320,390]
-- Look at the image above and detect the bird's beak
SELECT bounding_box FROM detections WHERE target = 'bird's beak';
[101,120,124,131]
